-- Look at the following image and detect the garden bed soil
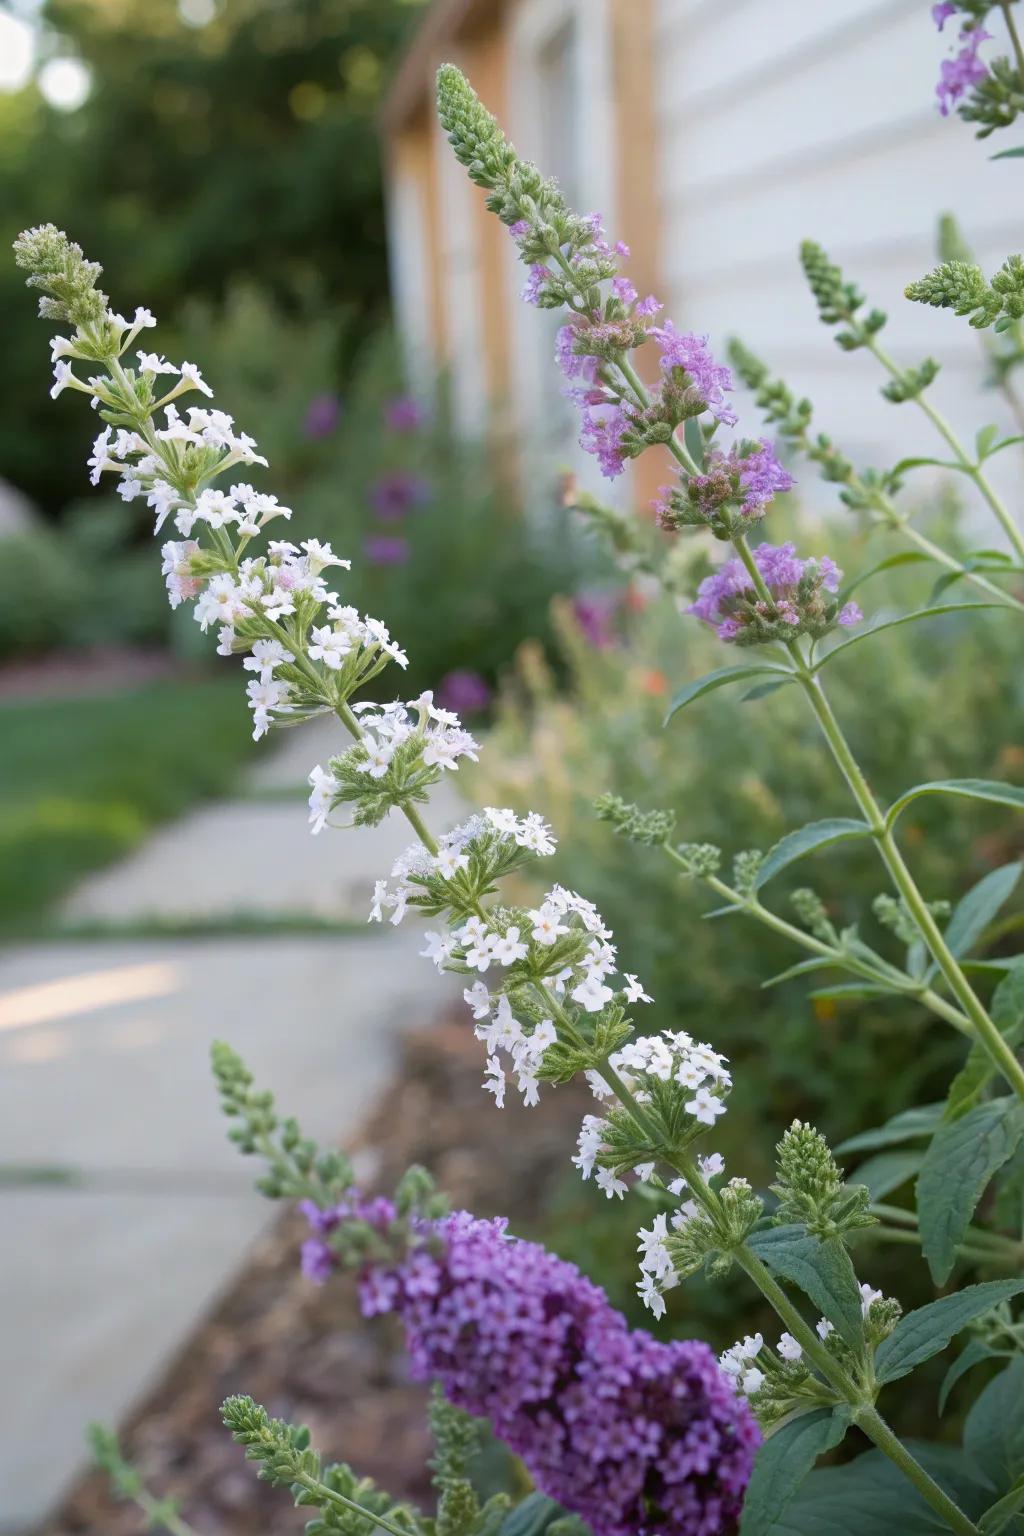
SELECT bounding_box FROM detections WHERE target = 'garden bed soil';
[42,1016,590,1536]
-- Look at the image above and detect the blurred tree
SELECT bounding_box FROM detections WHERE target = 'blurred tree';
[0,0,427,514]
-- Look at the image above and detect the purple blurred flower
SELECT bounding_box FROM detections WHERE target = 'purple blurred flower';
[369,470,432,521]
[937,26,991,114]
[437,669,492,715]
[364,535,410,566]
[688,541,862,644]
[932,2,958,30]
[303,393,342,440]
[384,396,426,433]
[304,1204,758,1536]
[572,590,620,649]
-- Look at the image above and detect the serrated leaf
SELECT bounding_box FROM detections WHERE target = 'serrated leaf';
[745,1227,863,1347]
[979,1477,1024,1535]
[940,863,1022,963]
[775,1445,993,1534]
[754,819,873,891]
[812,603,1001,673]
[875,1279,1024,1384]
[886,777,1024,830]
[665,664,792,723]
[939,1337,1006,1415]
[965,1358,1024,1494]
[739,1408,851,1536]
[917,1099,1024,1283]
[835,1102,945,1155]
[850,1148,923,1200]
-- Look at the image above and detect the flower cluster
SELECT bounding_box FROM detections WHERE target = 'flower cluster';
[655,438,794,537]
[687,541,862,646]
[932,4,994,114]
[306,1202,759,1536]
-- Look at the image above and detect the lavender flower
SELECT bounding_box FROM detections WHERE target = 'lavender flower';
[932,1,958,28]
[304,1204,757,1536]
[936,25,991,114]
[364,534,410,566]
[688,541,862,646]
[656,440,794,536]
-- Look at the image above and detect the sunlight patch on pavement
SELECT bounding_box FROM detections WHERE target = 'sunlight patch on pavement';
[0,962,181,1032]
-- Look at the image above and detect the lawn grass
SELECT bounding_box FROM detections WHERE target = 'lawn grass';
[0,675,257,932]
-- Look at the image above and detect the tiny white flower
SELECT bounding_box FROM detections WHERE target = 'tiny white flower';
[571,974,614,1013]
[778,1333,803,1362]
[595,1166,628,1199]
[685,1087,726,1126]
[179,360,214,397]
[483,1056,505,1108]
[816,1318,834,1341]
[307,765,338,835]
[435,846,469,879]
[463,981,492,1020]
[859,1283,883,1317]
[490,926,528,966]
[741,1368,765,1396]
[637,1274,666,1319]
[420,931,454,970]
[623,973,653,1004]
[527,904,569,946]
[136,351,179,376]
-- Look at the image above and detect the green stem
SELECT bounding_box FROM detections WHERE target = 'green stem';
[1000,0,1024,88]
[853,1406,980,1536]
[729,534,1024,1105]
[294,1473,417,1536]
[865,335,1024,565]
[895,519,1024,615]
[663,847,974,1035]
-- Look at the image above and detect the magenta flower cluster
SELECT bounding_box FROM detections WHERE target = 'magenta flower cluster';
[302,1204,757,1536]
[655,439,794,533]
[688,541,862,643]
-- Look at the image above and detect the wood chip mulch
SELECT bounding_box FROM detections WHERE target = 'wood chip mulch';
[42,1017,590,1536]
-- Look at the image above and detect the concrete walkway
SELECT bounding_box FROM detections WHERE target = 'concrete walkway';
[0,723,463,1532]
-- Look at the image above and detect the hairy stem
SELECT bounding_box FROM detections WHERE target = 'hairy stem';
[731,533,1024,1105]
[1000,0,1024,90]
[854,1406,980,1536]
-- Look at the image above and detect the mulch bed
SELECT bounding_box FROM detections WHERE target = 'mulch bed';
[43,1017,590,1536]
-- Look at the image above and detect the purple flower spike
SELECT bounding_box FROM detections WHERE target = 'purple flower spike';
[384,396,426,433]
[650,324,738,426]
[936,26,991,114]
[688,541,861,647]
[351,1210,758,1536]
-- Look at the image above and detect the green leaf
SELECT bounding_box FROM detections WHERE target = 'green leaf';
[875,1279,1024,1385]
[739,1408,851,1536]
[498,1494,573,1536]
[754,819,873,891]
[775,1445,993,1534]
[808,981,894,1002]
[977,424,1002,461]
[939,862,1023,964]
[812,604,1002,673]
[916,1099,1024,1283]
[835,1102,945,1155]
[886,778,1024,830]
[745,1226,864,1347]
[986,437,1024,461]
[939,1337,1005,1415]
[665,664,792,723]
[683,416,706,470]
[740,678,796,702]
[945,961,1024,1120]
[850,1148,923,1200]
[890,455,964,475]
[761,957,839,990]
[965,1358,1024,1495]
[979,1475,1024,1535]
[839,550,935,602]
[991,144,1024,159]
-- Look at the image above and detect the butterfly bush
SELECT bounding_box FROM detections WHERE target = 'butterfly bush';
[14,42,1024,1536]
[927,0,1024,135]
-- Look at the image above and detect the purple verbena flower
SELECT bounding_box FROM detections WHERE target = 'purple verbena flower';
[364,534,410,566]
[306,1207,758,1536]
[650,324,738,426]
[578,403,629,479]
[936,25,991,114]
[688,541,861,646]
[656,439,794,534]
[932,1,958,30]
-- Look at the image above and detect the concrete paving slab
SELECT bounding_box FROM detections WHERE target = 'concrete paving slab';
[0,934,456,1530]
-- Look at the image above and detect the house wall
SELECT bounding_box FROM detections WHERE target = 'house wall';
[652,0,1023,513]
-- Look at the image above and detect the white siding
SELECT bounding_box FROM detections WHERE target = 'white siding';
[653,0,1024,519]
[385,162,434,402]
